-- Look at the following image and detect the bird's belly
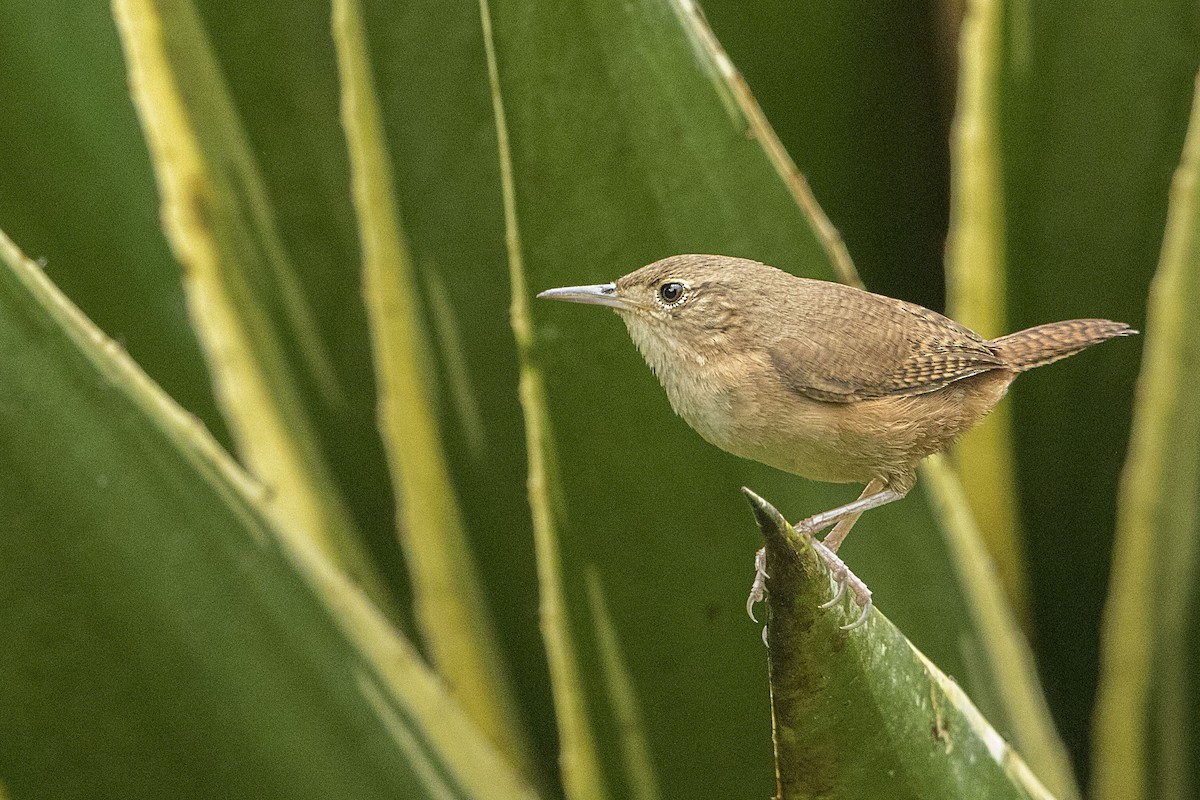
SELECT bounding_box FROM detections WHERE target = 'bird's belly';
[673,383,872,484]
[701,402,874,484]
[672,371,1012,486]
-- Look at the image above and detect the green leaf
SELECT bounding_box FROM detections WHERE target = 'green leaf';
[944,0,1029,625]
[745,488,1054,800]
[184,0,408,613]
[699,0,951,309]
[319,0,561,783]
[922,456,1078,800]
[995,2,1199,764]
[481,4,617,794]
[0,230,535,800]
[1092,71,1200,800]
[0,0,228,447]
[112,0,400,616]
[333,0,536,778]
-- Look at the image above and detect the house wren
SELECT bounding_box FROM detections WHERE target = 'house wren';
[538,254,1136,628]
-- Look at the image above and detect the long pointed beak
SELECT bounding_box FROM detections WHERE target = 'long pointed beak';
[536,283,632,310]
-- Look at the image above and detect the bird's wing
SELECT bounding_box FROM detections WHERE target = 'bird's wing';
[768,292,1006,403]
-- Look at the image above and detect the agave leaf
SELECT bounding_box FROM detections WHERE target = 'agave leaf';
[0,0,227,445]
[332,0,536,777]
[112,0,399,615]
[185,0,410,615]
[1092,71,1200,800]
[922,456,1079,800]
[699,0,951,309]
[746,488,1054,800]
[940,6,1081,791]
[0,230,535,800]
[944,0,1029,624]
[995,1,1199,762]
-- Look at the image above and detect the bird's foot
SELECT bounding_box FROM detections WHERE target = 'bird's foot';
[746,547,768,624]
[808,536,873,630]
[747,538,872,640]
[746,547,770,646]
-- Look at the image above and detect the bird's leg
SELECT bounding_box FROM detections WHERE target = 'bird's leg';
[794,481,904,540]
[801,480,907,629]
[820,478,885,553]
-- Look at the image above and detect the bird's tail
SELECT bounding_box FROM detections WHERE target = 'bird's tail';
[990,319,1137,372]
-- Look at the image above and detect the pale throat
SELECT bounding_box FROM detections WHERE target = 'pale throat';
[617,312,734,436]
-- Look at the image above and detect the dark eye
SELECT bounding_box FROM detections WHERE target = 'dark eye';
[658,281,685,305]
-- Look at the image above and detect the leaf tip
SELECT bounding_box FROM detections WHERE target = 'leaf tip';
[741,485,788,538]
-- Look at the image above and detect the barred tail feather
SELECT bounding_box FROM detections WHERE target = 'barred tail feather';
[991,319,1137,372]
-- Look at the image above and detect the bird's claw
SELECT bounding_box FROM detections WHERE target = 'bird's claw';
[809,537,873,630]
[747,534,872,641]
[817,572,846,609]
[844,592,872,630]
[746,547,768,623]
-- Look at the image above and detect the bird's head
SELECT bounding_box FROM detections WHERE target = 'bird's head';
[537,255,771,367]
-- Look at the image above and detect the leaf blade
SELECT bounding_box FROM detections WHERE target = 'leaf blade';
[112,0,396,613]
[944,0,1031,625]
[748,489,1055,800]
[0,0,228,450]
[333,0,536,777]
[479,1,614,794]
[1092,69,1200,800]
[996,3,1198,765]
[922,456,1079,800]
[0,229,535,800]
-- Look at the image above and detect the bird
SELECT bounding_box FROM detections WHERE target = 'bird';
[537,254,1136,629]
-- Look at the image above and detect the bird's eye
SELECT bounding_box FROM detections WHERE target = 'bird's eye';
[658,281,686,306]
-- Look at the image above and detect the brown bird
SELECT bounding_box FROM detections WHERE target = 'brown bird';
[538,254,1136,628]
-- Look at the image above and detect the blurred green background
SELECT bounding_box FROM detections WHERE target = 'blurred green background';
[1,0,1198,798]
